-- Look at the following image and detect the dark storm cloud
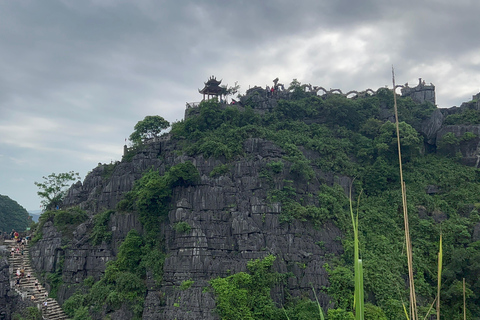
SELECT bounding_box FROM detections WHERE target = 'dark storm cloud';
[1,0,480,209]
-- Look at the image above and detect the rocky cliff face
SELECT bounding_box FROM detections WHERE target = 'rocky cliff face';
[29,213,143,305]
[150,138,345,319]
[0,253,13,320]
[0,245,24,320]
[31,136,346,319]
[418,102,480,167]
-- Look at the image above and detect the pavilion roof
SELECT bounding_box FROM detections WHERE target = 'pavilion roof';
[205,76,222,86]
[199,76,227,95]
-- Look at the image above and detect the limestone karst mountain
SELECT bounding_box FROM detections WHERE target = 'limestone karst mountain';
[3,79,480,319]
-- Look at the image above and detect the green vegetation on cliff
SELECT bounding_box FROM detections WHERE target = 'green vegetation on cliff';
[169,89,480,319]
[0,194,31,232]
[63,162,200,319]
[210,255,332,320]
[444,100,480,125]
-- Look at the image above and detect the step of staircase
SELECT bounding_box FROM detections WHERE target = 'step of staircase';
[6,239,70,320]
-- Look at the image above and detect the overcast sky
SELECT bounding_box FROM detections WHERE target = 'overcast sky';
[1,0,480,211]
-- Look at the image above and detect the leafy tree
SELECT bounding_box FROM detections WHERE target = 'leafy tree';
[222,81,240,100]
[72,306,92,320]
[288,78,308,99]
[444,108,480,125]
[210,255,282,320]
[34,171,80,211]
[12,306,42,320]
[327,308,355,320]
[374,121,422,161]
[129,115,170,146]
[364,303,388,319]
[113,229,145,276]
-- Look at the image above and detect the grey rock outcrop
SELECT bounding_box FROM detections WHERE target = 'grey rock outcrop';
[30,211,143,307]
[36,136,346,320]
[0,253,13,320]
[436,125,480,167]
[401,79,436,105]
[30,221,63,274]
[420,108,444,145]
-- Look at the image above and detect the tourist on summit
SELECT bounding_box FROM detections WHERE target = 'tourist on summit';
[27,271,31,279]
[11,229,15,239]
[10,247,14,257]
[31,294,36,301]
[16,268,20,278]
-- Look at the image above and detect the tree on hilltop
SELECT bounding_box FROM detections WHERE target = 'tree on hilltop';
[129,115,170,146]
[221,81,240,101]
[34,171,80,211]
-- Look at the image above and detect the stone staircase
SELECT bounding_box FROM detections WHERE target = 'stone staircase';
[6,239,69,320]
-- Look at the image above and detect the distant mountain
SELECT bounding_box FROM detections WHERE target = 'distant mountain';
[28,210,42,223]
[0,194,31,232]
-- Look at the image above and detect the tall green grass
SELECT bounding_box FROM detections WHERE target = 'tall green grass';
[437,234,443,320]
[392,67,418,320]
[463,278,466,320]
[311,286,325,320]
[350,187,364,320]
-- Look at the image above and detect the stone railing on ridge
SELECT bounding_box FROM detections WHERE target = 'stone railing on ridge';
[184,85,392,111]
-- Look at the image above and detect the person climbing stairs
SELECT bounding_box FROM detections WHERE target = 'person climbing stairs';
[6,239,69,320]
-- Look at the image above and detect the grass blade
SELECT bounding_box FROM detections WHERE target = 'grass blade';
[392,66,417,320]
[350,185,364,320]
[463,278,466,320]
[282,307,291,320]
[436,233,443,320]
[402,302,410,320]
[311,285,325,320]
[423,296,436,320]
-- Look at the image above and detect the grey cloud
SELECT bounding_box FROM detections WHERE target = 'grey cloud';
[1,0,480,209]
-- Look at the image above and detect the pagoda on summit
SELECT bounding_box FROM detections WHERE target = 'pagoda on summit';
[199,76,227,101]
